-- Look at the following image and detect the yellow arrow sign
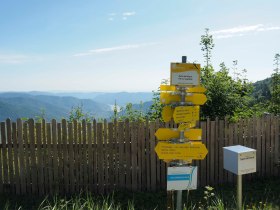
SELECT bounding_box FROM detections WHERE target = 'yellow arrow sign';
[162,106,173,122]
[155,142,208,160]
[173,106,199,124]
[155,128,202,141]
[160,85,206,93]
[162,106,200,123]
[160,92,207,105]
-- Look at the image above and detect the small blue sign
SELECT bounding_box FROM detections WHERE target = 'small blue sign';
[167,174,191,181]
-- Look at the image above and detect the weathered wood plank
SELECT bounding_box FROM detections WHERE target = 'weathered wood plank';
[51,120,59,194]
[36,123,44,195]
[12,122,20,195]
[125,119,131,191]
[87,122,94,192]
[62,119,69,194]
[23,122,31,194]
[145,119,151,191]
[97,122,104,194]
[131,122,138,191]
[150,121,156,191]
[28,119,37,194]
[200,121,207,187]
[68,122,75,194]
[118,122,125,189]
[6,119,14,193]
[46,123,53,195]
[107,122,114,192]
[92,120,98,193]
[103,120,108,192]
[56,122,63,194]
[1,122,8,192]
[17,119,25,194]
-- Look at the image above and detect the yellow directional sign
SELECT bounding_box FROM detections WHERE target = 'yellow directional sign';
[160,85,206,93]
[162,106,173,122]
[155,142,208,160]
[173,106,199,124]
[160,92,207,105]
[155,128,202,141]
[170,63,200,86]
[162,106,200,123]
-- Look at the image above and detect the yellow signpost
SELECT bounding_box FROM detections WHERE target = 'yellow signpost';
[155,142,208,160]
[155,128,202,141]
[160,85,206,93]
[156,59,207,210]
[160,92,207,105]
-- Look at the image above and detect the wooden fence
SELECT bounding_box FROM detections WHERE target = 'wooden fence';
[0,116,279,195]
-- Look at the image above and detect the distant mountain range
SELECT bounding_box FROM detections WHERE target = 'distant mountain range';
[0,91,154,121]
[0,77,273,121]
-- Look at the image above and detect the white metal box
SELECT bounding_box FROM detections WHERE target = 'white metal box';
[223,145,256,175]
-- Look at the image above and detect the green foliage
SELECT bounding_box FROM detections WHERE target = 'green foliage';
[201,61,253,120]
[118,102,146,122]
[251,77,272,104]
[269,53,280,115]
[35,108,46,123]
[68,104,94,123]
[199,29,257,120]
[200,28,215,68]
[146,79,169,121]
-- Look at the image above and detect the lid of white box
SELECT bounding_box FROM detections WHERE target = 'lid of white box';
[223,145,256,153]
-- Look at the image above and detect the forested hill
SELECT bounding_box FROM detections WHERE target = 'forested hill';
[251,77,272,103]
[0,93,112,121]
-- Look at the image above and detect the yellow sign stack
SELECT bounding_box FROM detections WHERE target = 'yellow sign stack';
[155,62,208,163]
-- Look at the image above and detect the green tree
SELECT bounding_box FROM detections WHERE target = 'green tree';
[146,79,169,121]
[201,62,253,120]
[200,29,254,120]
[200,28,215,69]
[35,108,46,123]
[118,102,146,122]
[68,104,94,122]
[269,53,280,114]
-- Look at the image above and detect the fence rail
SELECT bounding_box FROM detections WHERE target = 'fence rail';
[0,116,279,195]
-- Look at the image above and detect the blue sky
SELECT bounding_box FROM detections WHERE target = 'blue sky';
[0,0,279,92]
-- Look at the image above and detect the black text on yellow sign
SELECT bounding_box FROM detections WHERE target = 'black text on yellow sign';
[162,106,199,123]
[155,142,208,160]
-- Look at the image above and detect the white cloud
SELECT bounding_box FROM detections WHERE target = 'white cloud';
[212,24,280,39]
[122,11,136,16]
[107,11,136,21]
[73,43,158,57]
[0,54,30,64]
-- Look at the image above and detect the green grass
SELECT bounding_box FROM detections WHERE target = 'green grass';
[0,177,279,210]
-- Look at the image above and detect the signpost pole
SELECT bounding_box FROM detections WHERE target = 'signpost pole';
[175,56,188,210]
[237,175,242,210]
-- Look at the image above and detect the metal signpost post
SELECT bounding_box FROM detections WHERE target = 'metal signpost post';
[154,56,208,210]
